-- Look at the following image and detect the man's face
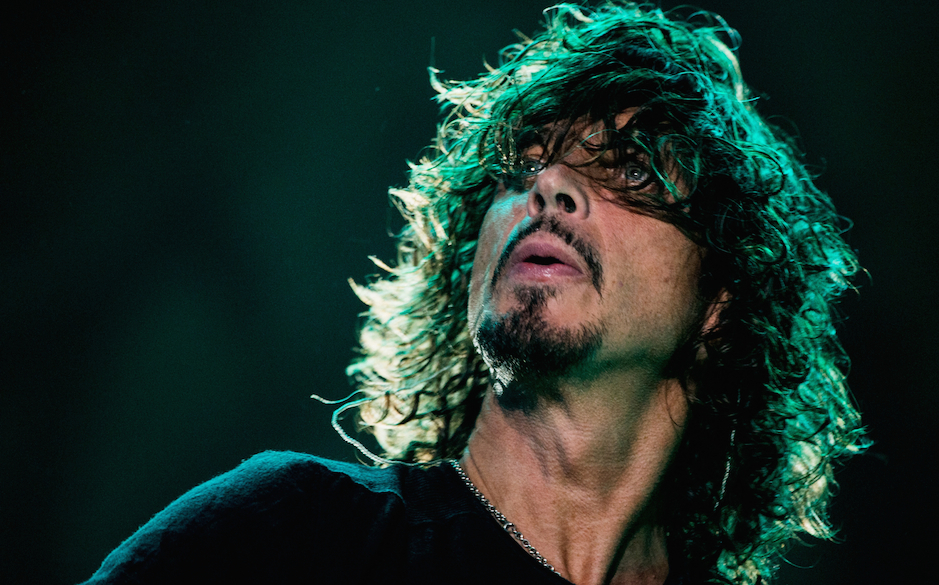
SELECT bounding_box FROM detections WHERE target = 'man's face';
[468,112,705,401]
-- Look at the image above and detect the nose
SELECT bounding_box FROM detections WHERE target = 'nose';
[525,163,590,220]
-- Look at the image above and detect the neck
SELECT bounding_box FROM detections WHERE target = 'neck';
[461,374,688,585]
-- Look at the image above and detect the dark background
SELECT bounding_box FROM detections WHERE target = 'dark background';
[3,1,936,583]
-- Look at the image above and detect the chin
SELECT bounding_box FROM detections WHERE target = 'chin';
[476,284,602,380]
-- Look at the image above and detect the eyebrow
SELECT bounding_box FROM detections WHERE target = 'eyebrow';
[515,128,549,152]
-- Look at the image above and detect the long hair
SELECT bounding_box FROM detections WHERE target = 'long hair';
[342,3,867,583]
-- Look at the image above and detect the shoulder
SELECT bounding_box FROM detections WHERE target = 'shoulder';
[200,450,404,502]
[136,451,404,527]
[81,451,409,584]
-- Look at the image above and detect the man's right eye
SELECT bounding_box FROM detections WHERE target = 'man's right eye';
[501,159,542,192]
[519,158,545,176]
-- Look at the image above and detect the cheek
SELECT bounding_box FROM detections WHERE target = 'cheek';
[467,193,524,326]
[467,243,490,327]
[605,220,703,325]
[647,240,705,330]
[468,207,505,325]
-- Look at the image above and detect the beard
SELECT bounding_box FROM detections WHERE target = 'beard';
[473,285,603,413]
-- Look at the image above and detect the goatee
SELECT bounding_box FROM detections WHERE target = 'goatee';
[473,285,603,413]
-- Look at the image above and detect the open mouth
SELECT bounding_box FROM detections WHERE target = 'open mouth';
[491,217,603,294]
[524,255,565,266]
[506,241,586,283]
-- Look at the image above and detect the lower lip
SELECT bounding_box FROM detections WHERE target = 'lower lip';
[509,261,584,281]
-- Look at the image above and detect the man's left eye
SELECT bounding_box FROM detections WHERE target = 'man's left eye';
[621,161,651,188]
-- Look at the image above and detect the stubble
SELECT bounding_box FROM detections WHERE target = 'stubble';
[473,285,603,413]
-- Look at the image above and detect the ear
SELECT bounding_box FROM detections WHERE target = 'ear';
[702,288,731,336]
[696,288,731,364]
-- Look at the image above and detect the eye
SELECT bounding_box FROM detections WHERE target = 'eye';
[622,161,651,187]
[519,158,545,176]
[500,157,544,191]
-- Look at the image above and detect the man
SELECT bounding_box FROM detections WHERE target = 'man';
[82,2,866,584]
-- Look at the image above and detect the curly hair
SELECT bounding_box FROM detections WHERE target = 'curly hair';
[339,2,867,583]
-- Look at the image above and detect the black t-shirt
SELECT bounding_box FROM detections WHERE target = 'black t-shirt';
[80,451,574,584]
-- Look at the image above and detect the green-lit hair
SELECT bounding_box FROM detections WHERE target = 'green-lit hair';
[342,2,867,583]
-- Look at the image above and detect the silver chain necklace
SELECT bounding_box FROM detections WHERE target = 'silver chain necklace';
[448,459,562,577]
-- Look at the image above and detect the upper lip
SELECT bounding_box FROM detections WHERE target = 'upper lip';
[507,235,586,275]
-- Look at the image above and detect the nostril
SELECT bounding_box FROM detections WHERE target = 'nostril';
[556,193,576,213]
[534,193,546,212]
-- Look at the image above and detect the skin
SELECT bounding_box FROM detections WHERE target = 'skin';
[463,113,709,585]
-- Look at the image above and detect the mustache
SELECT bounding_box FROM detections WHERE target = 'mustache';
[490,216,604,295]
